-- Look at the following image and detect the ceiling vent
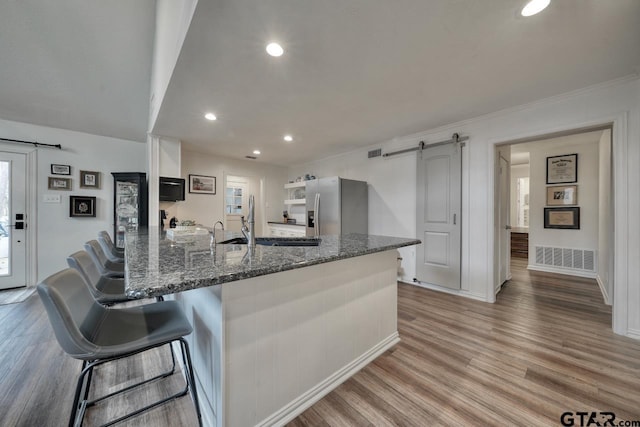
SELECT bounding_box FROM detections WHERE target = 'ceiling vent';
[368,148,382,158]
[245,155,257,160]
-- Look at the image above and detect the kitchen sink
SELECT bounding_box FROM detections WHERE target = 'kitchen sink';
[218,237,321,246]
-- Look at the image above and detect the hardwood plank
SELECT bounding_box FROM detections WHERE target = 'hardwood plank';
[291,262,640,425]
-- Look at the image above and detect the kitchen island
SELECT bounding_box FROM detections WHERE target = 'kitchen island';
[125,228,419,427]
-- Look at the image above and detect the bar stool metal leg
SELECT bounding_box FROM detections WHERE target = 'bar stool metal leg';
[180,338,203,425]
[68,339,201,427]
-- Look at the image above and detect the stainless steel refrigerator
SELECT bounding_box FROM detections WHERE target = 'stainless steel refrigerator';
[305,177,368,236]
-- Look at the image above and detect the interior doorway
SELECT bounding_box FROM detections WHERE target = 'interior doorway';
[223,174,265,236]
[494,127,614,308]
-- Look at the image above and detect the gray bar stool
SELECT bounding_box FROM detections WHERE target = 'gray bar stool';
[67,250,129,305]
[84,240,124,278]
[68,249,165,303]
[37,268,202,427]
[67,249,174,378]
[98,230,124,263]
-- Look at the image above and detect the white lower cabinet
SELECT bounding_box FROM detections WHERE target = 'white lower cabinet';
[268,224,306,237]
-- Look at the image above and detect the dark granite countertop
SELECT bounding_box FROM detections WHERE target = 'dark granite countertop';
[125,227,420,299]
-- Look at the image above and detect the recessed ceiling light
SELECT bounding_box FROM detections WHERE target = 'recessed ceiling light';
[521,0,550,17]
[283,135,293,142]
[204,113,217,121]
[266,42,284,57]
[253,150,261,155]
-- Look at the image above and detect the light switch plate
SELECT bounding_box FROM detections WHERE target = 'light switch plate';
[43,194,61,203]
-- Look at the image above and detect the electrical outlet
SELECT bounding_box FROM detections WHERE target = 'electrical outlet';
[43,194,61,203]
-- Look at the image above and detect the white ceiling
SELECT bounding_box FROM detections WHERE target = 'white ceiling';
[0,1,155,142]
[1,1,639,167]
[510,151,530,166]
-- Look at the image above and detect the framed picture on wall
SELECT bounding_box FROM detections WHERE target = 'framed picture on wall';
[546,185,577,206]
[48,177,72,190]
[70,196,96,217]
[546,153,578,184]
[51,164,71,175]
[189,174,216,194]
[80,170,101,189]
[544,207,580,229]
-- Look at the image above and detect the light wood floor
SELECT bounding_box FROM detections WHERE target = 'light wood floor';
[2,260,640,426]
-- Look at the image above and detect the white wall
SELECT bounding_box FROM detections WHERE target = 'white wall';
[598,129,612,303]
[156,137,182,226]
[159,137,181,177]
[147,0,198,225]
[148,0,198,129]
[289,147,421,286]
[176,149,287,235]
[290,76,640,337]
[0,118,146,282]
[514,133,601,269]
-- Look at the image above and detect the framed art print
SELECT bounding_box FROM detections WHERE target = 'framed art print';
[80,170,101,189]
[48,177,72,190]
[70,196,96,217]
[546,185,577,206]
[189,174,216,194]
[546,153,578,184]
[544,207,580,229]
[51,164,71,175]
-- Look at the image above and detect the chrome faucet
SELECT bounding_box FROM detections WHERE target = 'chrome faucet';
[240,195,256,248]
[212,220,224,243]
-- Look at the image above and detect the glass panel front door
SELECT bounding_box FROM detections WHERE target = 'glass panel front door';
[0,152,27,289]
[0,161,10,276]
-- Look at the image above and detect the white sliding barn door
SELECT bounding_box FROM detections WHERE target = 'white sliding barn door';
[416,143,462,290]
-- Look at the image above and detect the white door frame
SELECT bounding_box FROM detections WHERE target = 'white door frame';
[0,143,37,287]
[222,171,267,236]
[496,149,511,291]
[488,113,627,336]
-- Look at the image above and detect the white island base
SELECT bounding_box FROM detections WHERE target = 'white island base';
[172,249,399,426]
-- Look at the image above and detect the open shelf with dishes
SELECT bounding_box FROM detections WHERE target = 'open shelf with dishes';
[284,198,306,205]
[284,181,307,225]
[284,181,306,189]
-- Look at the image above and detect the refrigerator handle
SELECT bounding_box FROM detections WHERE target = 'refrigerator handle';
[314,193,320,237]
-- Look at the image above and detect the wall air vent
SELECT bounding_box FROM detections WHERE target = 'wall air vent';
[368,149,382,158]
[245,155,257,160]
[534,246,596,273]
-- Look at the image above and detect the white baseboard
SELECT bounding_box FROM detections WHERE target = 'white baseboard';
[258,332,401,427]
[595,275,611,305]
[401,279,488,302]
[627,329,640,340]
[527,264,597,279]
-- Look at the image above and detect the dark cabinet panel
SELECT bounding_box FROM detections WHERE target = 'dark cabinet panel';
[111,173,148,248]
[511,232,529,259]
